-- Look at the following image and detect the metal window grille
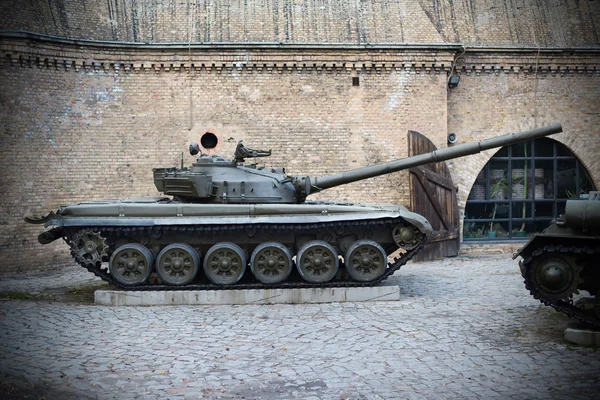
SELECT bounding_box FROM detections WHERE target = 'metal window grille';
[463,138,595,241]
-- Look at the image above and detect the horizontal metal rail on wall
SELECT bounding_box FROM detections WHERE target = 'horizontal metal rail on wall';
[3,30,600,54]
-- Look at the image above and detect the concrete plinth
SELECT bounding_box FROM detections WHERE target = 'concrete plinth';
[94,286,400,306]
[564,323,600,346]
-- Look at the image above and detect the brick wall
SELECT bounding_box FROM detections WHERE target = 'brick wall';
[1,0,598,46]
[0,38,453,273]
[447,52,600,238]
[1,0,599,273]
[2,38,598,274]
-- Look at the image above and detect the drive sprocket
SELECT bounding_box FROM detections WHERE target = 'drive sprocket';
[70,229,109,266]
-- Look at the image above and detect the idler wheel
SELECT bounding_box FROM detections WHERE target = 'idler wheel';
[109,244,154,286]
[529,253,581,301]
[203,242,247,285]
[296,240,339,283]
[392,222,424,251]
[156,244,200,286]
[250,242,293,284]
[344,240,387,282]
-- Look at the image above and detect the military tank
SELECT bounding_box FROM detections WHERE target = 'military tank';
[26,124,562,290]
[514,191,600,327]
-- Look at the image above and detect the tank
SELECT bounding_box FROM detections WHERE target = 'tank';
[514,191,600,327]
[26,124,563,290]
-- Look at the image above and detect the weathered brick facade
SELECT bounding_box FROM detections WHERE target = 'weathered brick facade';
[0,1,599,274]
[447,51,600,233]
[1,0,598,46]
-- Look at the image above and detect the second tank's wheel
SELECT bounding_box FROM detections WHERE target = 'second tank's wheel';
[109,244,154,286]
[156,244,200,285]
[296,240,339,283]
[203,242,247,285]
[344,240,387,282]
[250,242,293,284]
[528,253,581,301]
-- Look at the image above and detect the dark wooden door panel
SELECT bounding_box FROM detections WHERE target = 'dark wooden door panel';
[408,130,460,261]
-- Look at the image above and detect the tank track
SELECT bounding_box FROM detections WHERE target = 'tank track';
[521,245,600,328]
[67,218,422,291]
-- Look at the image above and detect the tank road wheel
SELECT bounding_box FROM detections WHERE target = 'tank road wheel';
[250,242,293,284]
[392,222,424,251]
[203,243,247,285]
[344,240,387,282]
[528,253,581,301]
[156,244,200,286]
[71,229,108,266]
[296,240,339,283]
[109,244,154,286]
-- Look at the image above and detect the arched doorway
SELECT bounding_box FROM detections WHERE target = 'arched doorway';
[463,138,595,241]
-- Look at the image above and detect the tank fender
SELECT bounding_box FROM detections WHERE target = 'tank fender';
[512,233,586,260]
[395,209,433,235]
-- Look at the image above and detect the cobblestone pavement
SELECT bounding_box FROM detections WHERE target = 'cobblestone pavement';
[1,255,599,399]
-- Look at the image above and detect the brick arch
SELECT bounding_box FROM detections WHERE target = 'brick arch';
[458,136,597,240]
[458,135,598,209]
[552,132,600,191]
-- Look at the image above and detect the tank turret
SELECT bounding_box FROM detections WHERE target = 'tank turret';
[27,124,563,290]
[154,124,563,204]
[514,192,600,327]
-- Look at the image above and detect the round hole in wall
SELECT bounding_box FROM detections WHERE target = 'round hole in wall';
[200,132,218,149]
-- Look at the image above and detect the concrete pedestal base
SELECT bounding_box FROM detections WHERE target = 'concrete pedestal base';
[94,285,400,306]
[564,323,600,346]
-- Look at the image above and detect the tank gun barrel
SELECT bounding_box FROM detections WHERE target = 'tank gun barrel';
[309,124,562,193]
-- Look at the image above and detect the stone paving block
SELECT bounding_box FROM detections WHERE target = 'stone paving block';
[94,286,401,306]
[2,255,600,399]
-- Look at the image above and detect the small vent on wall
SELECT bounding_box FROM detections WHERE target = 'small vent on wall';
[352,77,360,87]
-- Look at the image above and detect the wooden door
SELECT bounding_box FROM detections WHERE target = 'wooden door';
[408,130,460,261]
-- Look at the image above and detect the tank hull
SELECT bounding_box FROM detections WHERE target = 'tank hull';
[42,197,431,231]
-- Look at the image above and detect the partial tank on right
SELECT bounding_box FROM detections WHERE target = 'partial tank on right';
[514,191,600,327]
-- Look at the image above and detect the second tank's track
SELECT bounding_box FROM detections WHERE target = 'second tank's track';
[67,218,422,291]
[520,245,600,328]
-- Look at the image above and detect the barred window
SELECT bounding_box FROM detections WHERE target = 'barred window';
[463,138,595,241]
